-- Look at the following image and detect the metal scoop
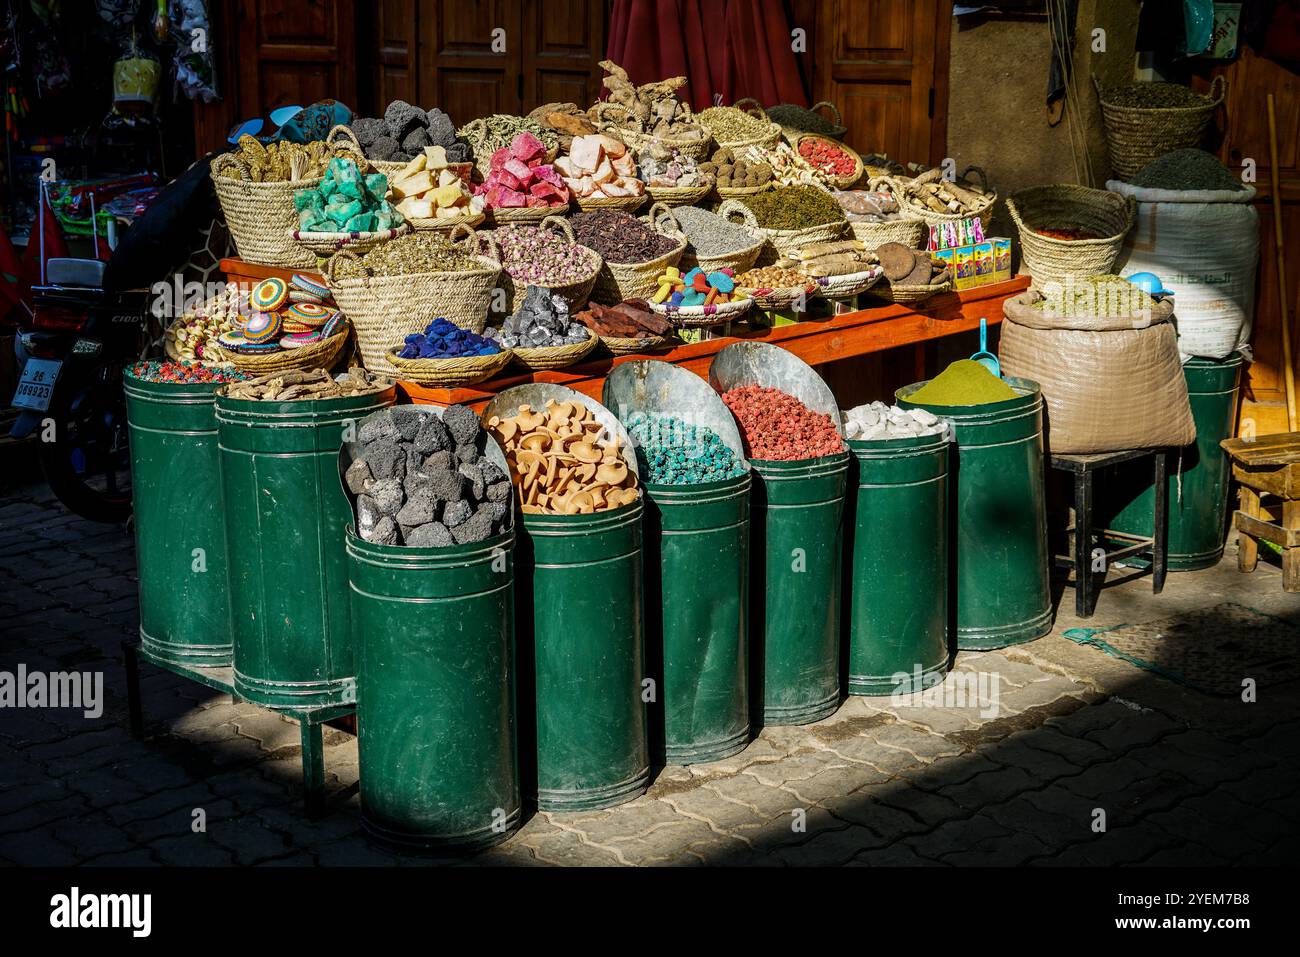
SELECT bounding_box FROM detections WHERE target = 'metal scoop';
[970,317,1001,378]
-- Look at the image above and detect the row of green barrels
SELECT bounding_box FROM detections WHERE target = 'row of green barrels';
[125,349,1242,850]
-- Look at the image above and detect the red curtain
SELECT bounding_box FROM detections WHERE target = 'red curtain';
[606,0,810,111]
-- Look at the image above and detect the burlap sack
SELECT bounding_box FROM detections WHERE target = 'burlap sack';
[998,315,1195,454]
[1003,286,1174,331]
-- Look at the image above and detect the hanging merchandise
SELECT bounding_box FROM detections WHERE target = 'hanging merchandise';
[96,0,140,30]
[27,1,72,96]
[113,41,161,118]
[169,0,218,103]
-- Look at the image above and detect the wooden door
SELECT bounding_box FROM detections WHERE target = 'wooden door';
[812,0,951,166]
[418,0,520,123]
[1208,47,1300,437]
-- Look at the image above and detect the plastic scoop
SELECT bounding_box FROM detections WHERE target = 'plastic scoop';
[970,317,1001,378]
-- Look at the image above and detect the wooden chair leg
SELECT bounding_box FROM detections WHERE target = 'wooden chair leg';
[1152,451,1168,595]
[1075,470,1095,618]
[1238,486,1261,573]
[1284,498,1300,594]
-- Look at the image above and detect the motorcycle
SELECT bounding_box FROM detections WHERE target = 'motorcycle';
[10,256,151,523]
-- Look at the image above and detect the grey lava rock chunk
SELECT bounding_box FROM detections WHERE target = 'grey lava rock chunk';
[441,499,472,528]
[441,404,480,447]
[425,108,456,148]
[351,117,386,146]
[486,479,512,503]
[401,126,431,154]
[452,510,494,545]
[357,494,380,534]
[414,416,452,454]
[369,135,401,162]
[390,406,425,441]
[344,457,373,495]
[369,478,406,516]
[396,491,437,527]
[368,515,399,545]
[446,142,472,164]
[479,460,505,485]
[364,441,406,482]
[424,449,453,472]
[459,461,486,500]
[404,521,454,548]
[358,413,399,445]
[426,468,465,503]
[385,99,425,140]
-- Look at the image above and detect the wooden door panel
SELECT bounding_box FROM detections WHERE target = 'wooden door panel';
[374,0,418,109]
[841,3,912,57]
[521,0,605,109]
[437,71,511,125]
[419,0,520,116]
[234,0,356,119]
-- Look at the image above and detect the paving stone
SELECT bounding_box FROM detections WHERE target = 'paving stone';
[772,824,878,866]
[0,795,88,835]
[940,828,1049,866]
[1135,844,1227,867]
[819,792,933,840]
[210,816,294,864]
[1020,784,1105,829]
[557,798,684,843]
[658,788,773,834]
[107,782,215,826]
[783,761,893,806]
[743,749,846,787]
[149,833,236,866]
[936,764,1040,809]
[82,848,160,867]
[984,737,1083,781]
[0,828,79,865]
[1018,727,1112,766]
[526,831,626,867]
[846,843,945,867]
[709,776,808,820]
[53,815,140,859]
[1079,824,1181,866]
[897,751,1002,790]
[865,722,966,762]
[1083,707,1185,751]
[903,812,1013,861]
[869,783,966,829]
[985,795,1085,848]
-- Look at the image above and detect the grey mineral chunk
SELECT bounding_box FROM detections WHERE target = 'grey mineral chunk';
[365,441,406,482]
[441,499,472,528]
[404,445,423,476]
[356,494,380,535]
[455,444,481,467]
[486,479,513,503]
[441,404,480,448]
[369,478,405,516]
[369,135,401,162]
[484,498,510,524]
[479,460,505,485]
[426,109,457,148]
[365,515,399,545]
[459,461,486,501]
[401,126,430,154]
[446,142,472,164]
[358,413,398,445]
[396,490,437,527]
[344,457,373,495]
[405,521,454,548]
[424,449,453,472]
[451,510,494,545]
[350,117,386,147]
[384,100,425,139]
[390,406,424,441]
[414,416,452,454]
[426,468,464,502]
[404,468,432,497]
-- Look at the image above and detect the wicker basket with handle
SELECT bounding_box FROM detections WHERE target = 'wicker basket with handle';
[1006,184,1136,287]
[1095,75,1226,180]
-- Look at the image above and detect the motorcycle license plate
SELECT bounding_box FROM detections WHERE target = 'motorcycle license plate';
[12,358,63,412]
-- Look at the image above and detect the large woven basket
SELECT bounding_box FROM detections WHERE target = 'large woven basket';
[320,225,501,374]
[650,295,753,329]
[574,192,647,213]
[210,154,323,269]
[489,204,565,226]
[226,326,352,375]
[458,117,560,178]
[791,134,865,190]
[702,99,783,151]
[811,267,883,300]
[645,180,713,208]
[587,214,687,305]
[714,182,776,202]
[510,331,599,371]
[404,211,485,234]
[599,333,673,356]
[499,216,602,314]
[867,277,953,304]
[1006,185,1136,286]
[646,202,763,275]
[741,282,819,311]
[591,102,712,162]
[386,346,513,388]
[717,197,847,258]
[1095,76,1226,180]
[771,100,847,141]
[890,167,997,229]
[287,222,412,257]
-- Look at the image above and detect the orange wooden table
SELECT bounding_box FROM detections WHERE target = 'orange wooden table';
[219,257,1029,410]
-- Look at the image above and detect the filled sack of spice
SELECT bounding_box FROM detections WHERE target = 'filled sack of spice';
[999,279,1194,454]
[1108,149,1258,362]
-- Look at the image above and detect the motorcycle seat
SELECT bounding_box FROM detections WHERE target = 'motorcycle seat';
[45,258,108,289]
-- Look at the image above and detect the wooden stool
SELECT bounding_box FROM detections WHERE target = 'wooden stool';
[1050,449,1169,618]
[1221,432,1300,593]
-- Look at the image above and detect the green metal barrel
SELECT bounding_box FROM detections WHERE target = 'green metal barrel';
[844,432,950,695]
[516,504,649,811]
[898,377,1052,650]
[749,453,850,725]
[125,376,232,668]
[1102,352,1244,570]
[641,475,751,764]
[347,526,520,850]
[216,386,395,708]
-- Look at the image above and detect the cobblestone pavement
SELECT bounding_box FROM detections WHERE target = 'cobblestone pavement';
[2,480,1297,867]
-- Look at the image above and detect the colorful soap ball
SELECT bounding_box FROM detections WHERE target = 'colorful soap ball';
[722,385,845,461]
[625,412,745,485]
[398,317,502,359]
[128,360,248,384]
[242,310,283,344]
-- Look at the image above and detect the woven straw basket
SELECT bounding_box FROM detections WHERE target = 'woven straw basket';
[717,198,847,258]
[210,154,323,269]
[489,204,564,225]
[646,202,763,276]
[386,346,513,388]
[867,277,953,304]
[225,327,352,375]
[587,212,687,305]
[1006,185,1136,286]
[742,283,819,311]
[645,181,713,208]
[510,331,599,371]
[574,192,647,213]
[703,99,783,151]
[771,100,847,141]
[889,167,997,229]
[499,216,602,314]
[1095,76,1226,180]
[288,222,412,257]
[599,333,673,356]
[591,102,712,162]
[813,267,883,300]
[791,134,865,190]
[320,224,502,375]
[650,295,753,329]
[458,117,560,178]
